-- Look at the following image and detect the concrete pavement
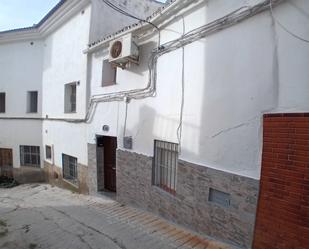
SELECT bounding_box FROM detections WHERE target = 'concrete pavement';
[0,184,233,249]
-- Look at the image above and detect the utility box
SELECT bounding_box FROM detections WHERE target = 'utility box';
[123,136,133,150]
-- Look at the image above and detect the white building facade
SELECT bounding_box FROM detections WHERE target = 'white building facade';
[1,0,309,248]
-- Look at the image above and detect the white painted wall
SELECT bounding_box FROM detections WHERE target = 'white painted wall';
[1,0,308,180]
[0,4,92,168]
[43,121,88,166]
[42,4,92,167]
[0,40,43,168]
[0,120,43,168]
[0,40,43,117]
[90,0,162,43]
[88,0,309,179]
[42,5,91,119]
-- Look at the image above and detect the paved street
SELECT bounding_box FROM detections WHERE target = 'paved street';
[0,184,232,249]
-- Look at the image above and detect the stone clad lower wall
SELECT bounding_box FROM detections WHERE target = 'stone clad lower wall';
[44,161,89,194]
[13,166,45,183]
[116,149,259,248]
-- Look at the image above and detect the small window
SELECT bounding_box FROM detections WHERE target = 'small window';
[27,91,38,113]
[45,145,52,160]
[62,154,78,185]
[64,83,77,113]
[152,140,178,195]
[0,92,5,113]
[102,60,116,87]
[20,145,40,167]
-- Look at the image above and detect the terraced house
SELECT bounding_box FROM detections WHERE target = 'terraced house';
[0,0,308,248]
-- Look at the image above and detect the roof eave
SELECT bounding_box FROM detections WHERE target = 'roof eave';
[84,0,188,54]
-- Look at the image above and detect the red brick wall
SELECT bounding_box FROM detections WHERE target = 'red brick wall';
[253,113,309,249]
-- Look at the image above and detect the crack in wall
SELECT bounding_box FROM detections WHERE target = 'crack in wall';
[211,116,258,138]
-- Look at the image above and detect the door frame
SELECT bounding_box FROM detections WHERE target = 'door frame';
[96,135,117,192]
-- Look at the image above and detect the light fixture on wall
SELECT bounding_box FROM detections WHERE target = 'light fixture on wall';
[102,125,110,132]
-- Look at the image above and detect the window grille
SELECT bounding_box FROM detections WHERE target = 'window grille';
[62,154,78,185]
[20,145,40,167]
[152,140,178,194]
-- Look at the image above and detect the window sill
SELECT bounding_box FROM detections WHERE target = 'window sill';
[152,185,179,199]
[102,82,117,87]
[45,158,52,163]
[20,165,41,168]
[63,178,78,188]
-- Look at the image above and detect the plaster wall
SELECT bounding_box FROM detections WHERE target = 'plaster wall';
[0,39,43,169]
[89,0,162,43]
[42,5,91,119]
[0,120,43,168]
[88,0,309,179]
[0,40,44,117]
[41,5,92,168]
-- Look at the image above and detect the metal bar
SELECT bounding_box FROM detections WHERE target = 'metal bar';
[174,144,177,191]
[155,141,158,185]
[152,141,156,185]
[164,141,167,188]
[169,142,172,191]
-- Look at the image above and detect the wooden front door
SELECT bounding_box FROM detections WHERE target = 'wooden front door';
[103,136,117,192]
[0,148,13,177]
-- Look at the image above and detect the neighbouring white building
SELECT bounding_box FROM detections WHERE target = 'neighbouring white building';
[0,0,308,248]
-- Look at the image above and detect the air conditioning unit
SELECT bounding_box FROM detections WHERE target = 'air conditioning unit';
[108,33,139,68]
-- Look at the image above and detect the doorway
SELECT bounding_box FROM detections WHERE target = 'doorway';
[96,136,117,192]
[0,148,13,178]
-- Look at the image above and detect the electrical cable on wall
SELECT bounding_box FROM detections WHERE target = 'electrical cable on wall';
[0,0,286,124]
[176,16,186,153]
[101,0,161,45]
[270,0,309,43]
[80,0,281,125]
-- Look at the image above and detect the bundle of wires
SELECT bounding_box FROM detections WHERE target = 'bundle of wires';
[101,0,160,32]
[73,0,287,123]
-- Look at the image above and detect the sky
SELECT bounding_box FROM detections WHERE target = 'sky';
[0,0,62,31]
[0,0,167,32]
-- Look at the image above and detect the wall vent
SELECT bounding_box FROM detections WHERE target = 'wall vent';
[208,188,231,208]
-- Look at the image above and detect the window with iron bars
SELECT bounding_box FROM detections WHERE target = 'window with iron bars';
[20,145,40,167]
[152,140,178,195]
[62,154,78,185]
